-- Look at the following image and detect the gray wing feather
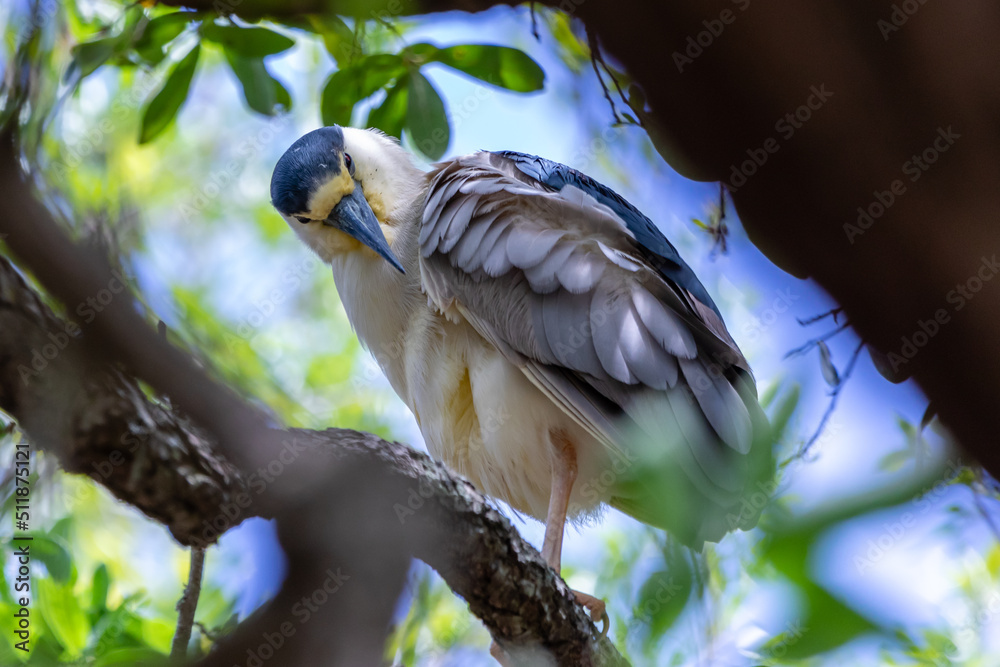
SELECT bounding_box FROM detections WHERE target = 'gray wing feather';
[507,228,564,269]
[590,279,636,384]
[632,285,698,359]
[557,247,605,294]
[678,357,753,455]
[419,152,763,525]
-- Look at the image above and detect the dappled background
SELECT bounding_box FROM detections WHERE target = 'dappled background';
[1,0,998,665]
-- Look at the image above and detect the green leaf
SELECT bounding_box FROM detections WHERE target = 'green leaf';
[777,587,875,660]
[37,578,89,658]
[138,615,176,653]
[134,13,193,65]
[305,353,354,386]
[429,44,545,92]
[66,7,147,80]
[201,24,294,57]
[225,50,291,116]
[69,37,119,79]
[30,535,73,584]
[94,648,168,667]
[634,564,692,640]
[818,340,840,387]
[308,15,358,65]
[139,44,200,144]
[321,54,405,126]
[405,70,449,160]
[367,79,409,139]
[91,564,109,614]
[879,448,913,472]
[769,383,800,445]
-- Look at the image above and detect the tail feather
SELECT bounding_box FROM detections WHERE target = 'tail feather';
[610,369,774,548]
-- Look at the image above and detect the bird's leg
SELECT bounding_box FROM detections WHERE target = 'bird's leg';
[541,429,577,572]
[543,430,608,634]
[489,431,607,663]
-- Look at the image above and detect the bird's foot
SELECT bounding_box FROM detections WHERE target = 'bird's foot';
[573,589,609,636]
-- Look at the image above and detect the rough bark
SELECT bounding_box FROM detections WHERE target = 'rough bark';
[0,257,246,543]
[0,249,626,664]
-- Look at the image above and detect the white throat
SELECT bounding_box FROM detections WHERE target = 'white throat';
[328,218,423,399]
[283,127,428,397]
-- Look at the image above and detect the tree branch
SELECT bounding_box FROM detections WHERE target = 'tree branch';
[0,252,626,665]
[172,547,206,661]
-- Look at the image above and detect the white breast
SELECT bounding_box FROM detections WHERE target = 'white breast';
[328,215,614,524]
[399,308,614,522]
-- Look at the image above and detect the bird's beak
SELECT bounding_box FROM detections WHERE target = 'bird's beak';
[324,185,405,274]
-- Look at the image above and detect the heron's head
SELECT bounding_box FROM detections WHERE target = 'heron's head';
[271,125,418,272]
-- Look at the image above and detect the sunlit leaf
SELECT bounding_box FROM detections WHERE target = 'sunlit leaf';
[305,353,354,386]
[548,12,591,73]
[37,578,89,658]
[139,43,200,144]
[94,648,168,666]
[225,50,291,116]
[91,563,109,614]
[427,44,545,92]
[879,448,913,472]
[406,70,449,160]
[201,24,294,57]
[139,615,176,653]
[321,54,405,126]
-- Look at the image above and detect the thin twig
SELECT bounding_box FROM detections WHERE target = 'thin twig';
[597,56,630,119]
[171,547,206,661]
[783,322,850,358]
[529,2,540,41]
[590,34,635,126]
[798,340,865,458]
[374,15,404,41]
[796,307,844,327]
[587,31,621,124]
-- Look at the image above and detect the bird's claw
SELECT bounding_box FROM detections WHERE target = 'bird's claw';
[572,590,609,636]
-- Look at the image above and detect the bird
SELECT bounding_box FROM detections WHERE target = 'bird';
[270,125,773,650]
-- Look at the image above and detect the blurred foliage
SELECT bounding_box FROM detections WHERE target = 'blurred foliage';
[62,4,544,158]
[0,434,236,665]
[2,1,1000,666]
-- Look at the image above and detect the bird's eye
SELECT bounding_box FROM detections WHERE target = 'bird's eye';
[344,152,355,177]
[295,216,310,224]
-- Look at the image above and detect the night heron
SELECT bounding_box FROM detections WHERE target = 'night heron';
[270,125,772,646]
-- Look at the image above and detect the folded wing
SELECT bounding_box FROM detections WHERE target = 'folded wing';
[419,152,772,545]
